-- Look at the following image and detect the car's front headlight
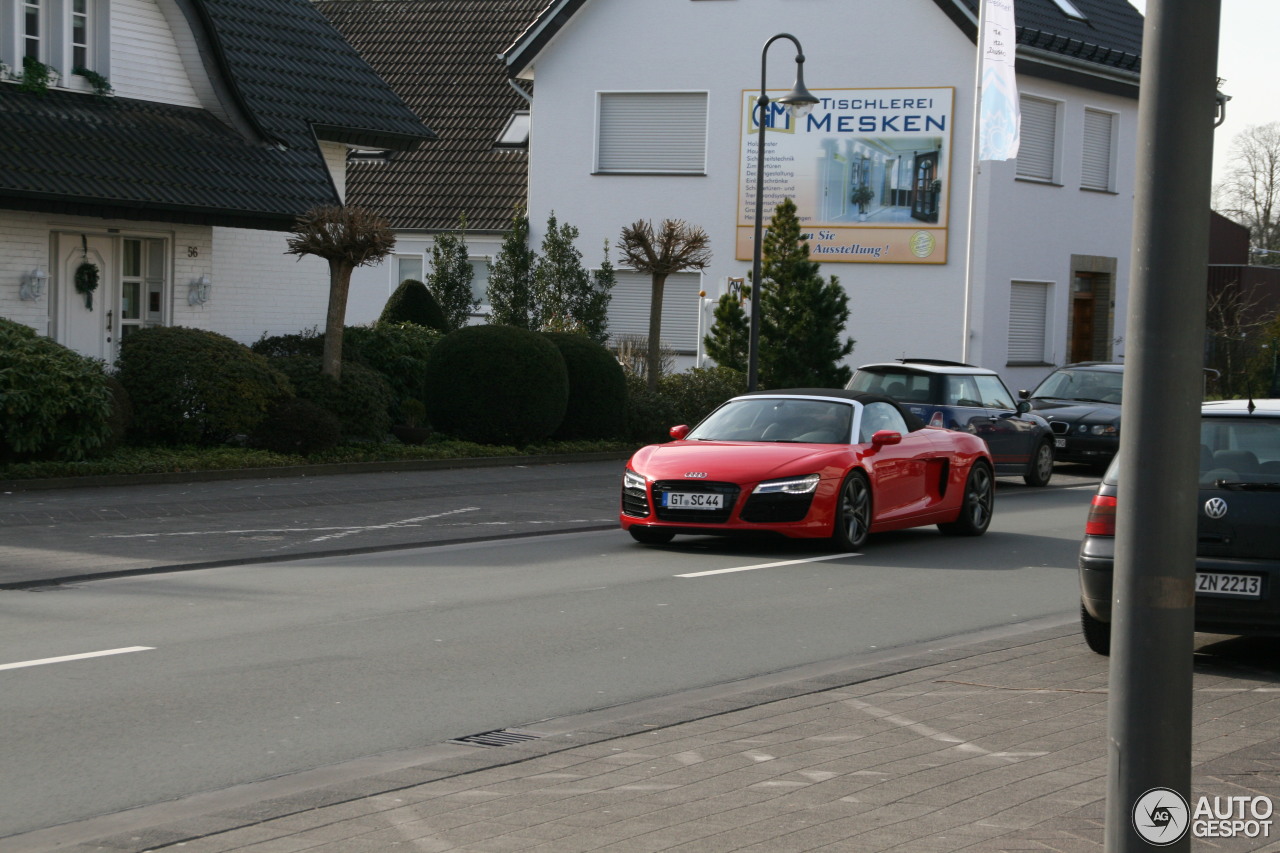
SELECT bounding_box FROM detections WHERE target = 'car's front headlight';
[624,469,647,491]
[1089,424,1119,437]
[753,474,820,495]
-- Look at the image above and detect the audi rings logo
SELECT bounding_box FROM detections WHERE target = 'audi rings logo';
[684,472,708,479]
[1205,497,1229,520]
[1133,788,1190,845]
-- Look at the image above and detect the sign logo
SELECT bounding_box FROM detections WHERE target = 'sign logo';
[1133,788,1189,845]
[1205,497,1229,519]
[684,472,708,479]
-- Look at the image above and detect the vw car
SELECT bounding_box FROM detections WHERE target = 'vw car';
[1079,399,1280,655]
[1020,362,1124,466]
[620,389,995,550]
[845,359,1055,486]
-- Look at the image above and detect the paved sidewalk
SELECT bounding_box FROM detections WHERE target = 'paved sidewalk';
[15,621,1280,853]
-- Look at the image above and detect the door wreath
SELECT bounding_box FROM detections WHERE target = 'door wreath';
[75,235,99,309]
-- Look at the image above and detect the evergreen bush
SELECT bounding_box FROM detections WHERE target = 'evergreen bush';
[117,326,292,446]
[379,279,448,331]
[0,317,113,460]
[267,356,392,441]
[622,373,683,445]
[659,366,747,427]
[423,325,568,445]
[251,397,342,456]
[346,322,442,420]
[543,332,627,440]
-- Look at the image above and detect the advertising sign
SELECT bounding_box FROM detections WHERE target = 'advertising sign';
[737,87,954,265]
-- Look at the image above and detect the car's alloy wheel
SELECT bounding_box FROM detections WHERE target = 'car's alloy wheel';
[939,461,993,536]
[1080,602,1111,656]
[1024,440,1054,487]
[629,526,675,545]
[832,471,871,551]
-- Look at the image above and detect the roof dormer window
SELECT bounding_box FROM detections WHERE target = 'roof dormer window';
[1051,0,1088,21]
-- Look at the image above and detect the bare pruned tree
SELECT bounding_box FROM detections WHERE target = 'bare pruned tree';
[617,219,712,391]
[287,205,396,379]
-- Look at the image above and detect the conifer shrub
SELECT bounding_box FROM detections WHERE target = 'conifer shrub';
[267,356,392,440]
[379,279,448,331]
[116,326,291,446]
[543,332,627,440]
[251,397,342,456]
[423,325,568,445]
[0,317,113,460]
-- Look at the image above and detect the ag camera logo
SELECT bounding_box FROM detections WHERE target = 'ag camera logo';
[1132,788,1189,845]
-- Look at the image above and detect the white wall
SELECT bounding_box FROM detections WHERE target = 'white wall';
[110,0,202,106]
[522,0,1138,386]
[208,226,330,342]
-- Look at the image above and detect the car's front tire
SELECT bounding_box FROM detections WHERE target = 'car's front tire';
[832,471,872,551]
[938,460,993,536]
[629,526,675,545]
[1081,602,1111,656]
[1023,440,1054,487]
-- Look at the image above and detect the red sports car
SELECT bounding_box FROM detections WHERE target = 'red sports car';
[620,389,995,550]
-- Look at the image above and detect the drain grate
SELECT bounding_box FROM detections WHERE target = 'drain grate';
[450,728,546,748]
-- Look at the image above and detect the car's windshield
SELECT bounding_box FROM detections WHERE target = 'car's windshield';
[688,398,854,444]
[1200,416,1280,486]
[1031,368,1122,404]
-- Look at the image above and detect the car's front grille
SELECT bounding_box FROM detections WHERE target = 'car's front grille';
[652,481,739,523]
[621,485,649,517]
[739,492,815,523]
[1049,421,1072,435]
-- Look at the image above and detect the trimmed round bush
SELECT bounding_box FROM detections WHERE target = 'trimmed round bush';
[0,317,113,461]
[251,397,342,456]
[116,326,292,446]
[268,356,393,440]
[380,279,447,331]
[543,332,627,440]
[423,325,568,445]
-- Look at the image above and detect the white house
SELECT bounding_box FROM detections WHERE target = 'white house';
[0,0,432,362]
[504,0,1144,390]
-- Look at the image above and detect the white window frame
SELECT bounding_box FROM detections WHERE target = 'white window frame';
[1008,280,1052,365]
[1080,107,1117,193]
[595,91,709,175]
[1016,95,1062,184]
[3,0,107,88]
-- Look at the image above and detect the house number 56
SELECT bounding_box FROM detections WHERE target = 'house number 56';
[187,246,200,258]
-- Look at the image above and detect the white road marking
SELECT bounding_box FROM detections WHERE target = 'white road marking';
[0,646,154,672]
[94,508,482,543]
[676,553,858,578]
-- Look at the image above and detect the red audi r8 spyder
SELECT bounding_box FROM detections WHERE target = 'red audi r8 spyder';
[620,389,995,550]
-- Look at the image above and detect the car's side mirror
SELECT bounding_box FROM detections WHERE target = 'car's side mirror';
[669,425,690,440]
[871,430,902,447]
[1018,389,1030,400]
[1017,400,1031,414]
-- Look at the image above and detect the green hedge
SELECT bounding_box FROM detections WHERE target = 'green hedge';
[267,356,393,440]
[543,333,627,440]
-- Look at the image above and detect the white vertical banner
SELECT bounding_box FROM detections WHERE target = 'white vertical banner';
[978,0,1020,161]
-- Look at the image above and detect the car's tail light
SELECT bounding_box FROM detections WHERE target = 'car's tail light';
[1084,494,1117,536]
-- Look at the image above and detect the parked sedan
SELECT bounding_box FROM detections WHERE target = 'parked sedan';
[1078,399,1280,654]
[846,359,1055,486]
[1020,362,1124,466]
[620,389,995,551]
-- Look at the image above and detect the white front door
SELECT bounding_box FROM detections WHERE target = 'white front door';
[56,233,114,361]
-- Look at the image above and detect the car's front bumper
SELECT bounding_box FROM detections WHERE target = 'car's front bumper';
[1052,435,1118,464]
[1080,536,1280,635]
[620,478,837,539]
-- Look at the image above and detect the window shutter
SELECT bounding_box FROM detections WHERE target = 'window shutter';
[1081,109,1114,191]
[608,271,702,352]
[598,93,708,173]
[1016,97,1057,181]
[1009,281,1048,363]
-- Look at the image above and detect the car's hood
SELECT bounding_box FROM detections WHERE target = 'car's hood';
[629,441,847,482]
[1027,399,1121,424]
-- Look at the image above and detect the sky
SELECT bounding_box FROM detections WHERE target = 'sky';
[1126,0,1279,188]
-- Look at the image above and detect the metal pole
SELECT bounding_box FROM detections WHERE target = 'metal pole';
[1105,1,1221,850]
[747,75,770,392]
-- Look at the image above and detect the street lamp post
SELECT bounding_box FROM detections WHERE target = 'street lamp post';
[747,33,819,392]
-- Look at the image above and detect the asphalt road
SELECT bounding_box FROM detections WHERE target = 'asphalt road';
[0,469,1098,838]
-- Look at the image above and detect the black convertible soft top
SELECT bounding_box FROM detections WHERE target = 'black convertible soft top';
[738,388,927,432]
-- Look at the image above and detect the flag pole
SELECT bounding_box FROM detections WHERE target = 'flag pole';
[960,1,987,364]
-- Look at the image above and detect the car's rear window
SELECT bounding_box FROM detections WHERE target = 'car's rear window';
[1200,417,1280,483]
[847,370,933,404]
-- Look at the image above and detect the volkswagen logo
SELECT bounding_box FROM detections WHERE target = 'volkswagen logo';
[1205,497,1229,520]
[684,472,708,479]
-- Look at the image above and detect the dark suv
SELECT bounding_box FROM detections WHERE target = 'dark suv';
[1020,362,1123,466]
[846,359,1055,486]
[1079,399,1280,654]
